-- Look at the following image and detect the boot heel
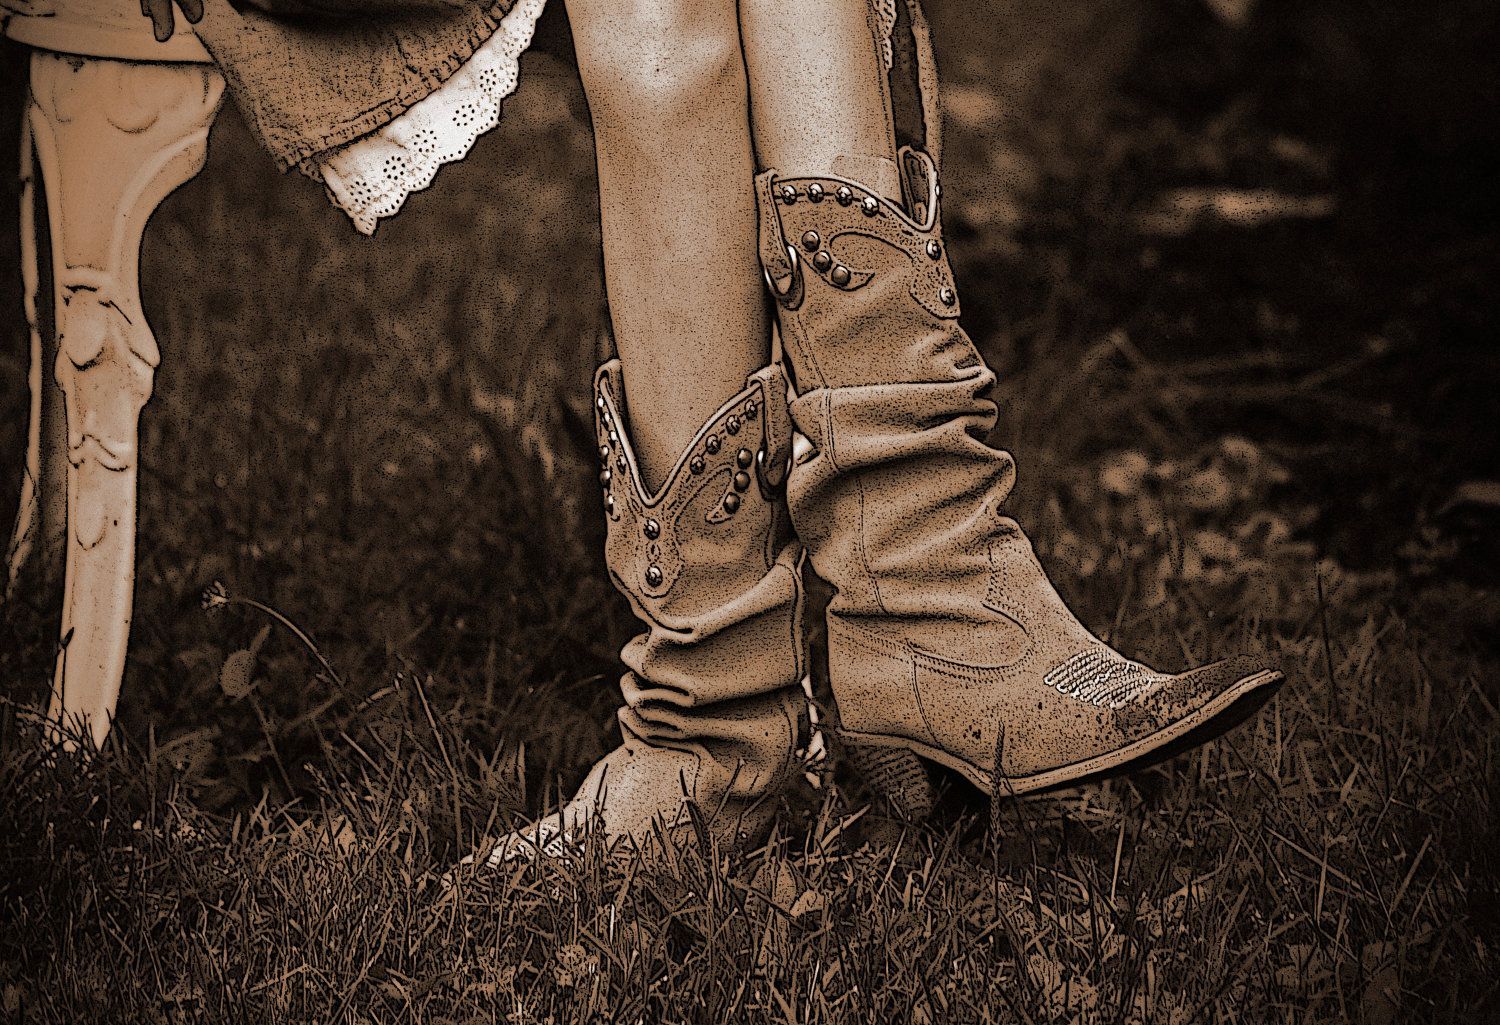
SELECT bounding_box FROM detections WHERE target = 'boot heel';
[832,729,938,821]
[836,727,992,794]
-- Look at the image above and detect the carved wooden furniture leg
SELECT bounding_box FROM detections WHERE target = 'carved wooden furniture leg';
[22,52,223,747]
[5,118,69,597]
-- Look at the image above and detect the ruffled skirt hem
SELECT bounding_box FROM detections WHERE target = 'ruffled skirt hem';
[313,0,548,235]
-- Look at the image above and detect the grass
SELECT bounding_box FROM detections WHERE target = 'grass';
[1,4,1497,1022]
[2,569,1495,1022]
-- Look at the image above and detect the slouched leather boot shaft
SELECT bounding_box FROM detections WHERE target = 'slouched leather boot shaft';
[757,150,1283,796]
[757,152,1021,625]
[597,359,806,803]
[488,360,807,861]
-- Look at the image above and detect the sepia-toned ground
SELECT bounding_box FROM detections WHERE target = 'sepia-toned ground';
[1,2,1497,1021]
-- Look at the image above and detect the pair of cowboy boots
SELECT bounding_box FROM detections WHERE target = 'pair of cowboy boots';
[488,150,1283,862]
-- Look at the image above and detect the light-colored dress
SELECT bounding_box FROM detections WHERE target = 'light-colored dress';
[315,0,901,236]
[317,0,549,235]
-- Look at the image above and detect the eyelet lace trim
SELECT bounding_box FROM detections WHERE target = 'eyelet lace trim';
[316,0,548,235]
[317,0,895,235]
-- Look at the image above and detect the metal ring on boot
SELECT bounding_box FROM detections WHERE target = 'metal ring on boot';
[756,447,790,501]
[762,244,804,311]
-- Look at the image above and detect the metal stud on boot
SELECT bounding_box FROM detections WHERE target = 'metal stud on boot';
[756,149,1284,798]
[485,359,807,863]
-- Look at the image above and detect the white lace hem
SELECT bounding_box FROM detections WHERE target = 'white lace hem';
[317,0,548,235]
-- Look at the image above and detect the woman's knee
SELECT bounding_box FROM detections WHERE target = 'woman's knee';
[566,0,743,124]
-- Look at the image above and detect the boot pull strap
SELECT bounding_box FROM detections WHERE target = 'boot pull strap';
[746,361,793,497]
[902,0,943,172]
[756,170,801,310]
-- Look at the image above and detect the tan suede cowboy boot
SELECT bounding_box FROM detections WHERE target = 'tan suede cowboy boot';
[755,149,1283,797]
[485,359,807,861]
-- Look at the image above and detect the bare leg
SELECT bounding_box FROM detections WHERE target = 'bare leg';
[566,0,767,489]
[739,0,901,198]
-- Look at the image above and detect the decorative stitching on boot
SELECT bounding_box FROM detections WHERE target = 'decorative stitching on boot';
[910,657,943,748]
[814,387,886,614]
[1044,649,1165,709]
[829,616,910,661]
[819,389,841,474]
[827,619,938,747]
[982,539,1012,618]
[784,324,828,393]
[855,481,888,615]
[983,536,1036,628]
[911,646,1028,681]
[981,528,1038,631]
